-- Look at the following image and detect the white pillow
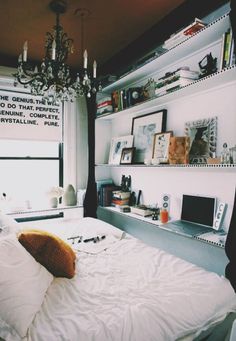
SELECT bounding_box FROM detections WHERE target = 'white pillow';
[0,212,19,236]
[0,234,53,339]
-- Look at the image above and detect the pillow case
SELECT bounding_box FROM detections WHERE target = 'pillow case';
[0,234,53,339]
[0,212,19,236]
[18,229,76,278]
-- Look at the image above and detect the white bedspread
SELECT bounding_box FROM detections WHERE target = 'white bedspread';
[19,218,236,341]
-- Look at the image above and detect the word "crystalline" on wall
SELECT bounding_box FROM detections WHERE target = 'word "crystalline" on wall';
[0,92,62,141]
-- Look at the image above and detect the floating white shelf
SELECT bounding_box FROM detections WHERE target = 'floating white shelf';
[97,66,236,121]
[102,13,230,93]
[99,206,225,248]
[96,163,236,169]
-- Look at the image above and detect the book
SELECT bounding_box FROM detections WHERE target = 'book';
[229,39,235,66]
[155,78,195,96]
[111,198,130,207]
[220,29,234,70]
[130,205,153,217]
[112,191,131,200]
[223,29,233,69]
[163,18,206,49]
[100,184,120,207]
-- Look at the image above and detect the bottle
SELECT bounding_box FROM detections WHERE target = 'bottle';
[160,209,169,223]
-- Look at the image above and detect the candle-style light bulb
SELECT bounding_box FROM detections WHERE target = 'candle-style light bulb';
[18,54,23,63]
[52,40,56,60]
[83,49,88,69]
[93,60,97,78]
[23,41,28,62]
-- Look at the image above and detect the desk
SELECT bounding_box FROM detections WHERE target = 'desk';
[98,206,228,276]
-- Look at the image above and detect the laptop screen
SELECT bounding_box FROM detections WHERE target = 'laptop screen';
[181,194,216,227]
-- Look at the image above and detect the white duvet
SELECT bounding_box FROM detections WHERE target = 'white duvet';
[20,218,236,341]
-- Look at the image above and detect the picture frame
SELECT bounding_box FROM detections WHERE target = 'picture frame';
[184,116,217,164]
[108,135,134,165]
[168,136,190,164]
[131,109,167,163]
[120,147,135,165]
[152,131,173,163]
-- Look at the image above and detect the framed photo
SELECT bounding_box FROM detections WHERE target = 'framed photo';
[131,109,167,163]
[184,116,217,164]
[108,135,134,165]
[120,147,135,164]
[152,131,173,163]
[169,136,190,164]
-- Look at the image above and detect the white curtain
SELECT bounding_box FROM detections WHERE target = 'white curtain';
[63,96,88,191]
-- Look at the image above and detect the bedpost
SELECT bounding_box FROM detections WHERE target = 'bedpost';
[83,93,98,218]
[225,188,236,291]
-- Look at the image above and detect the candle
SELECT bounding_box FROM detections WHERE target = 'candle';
[18,54,22,63]
[52,40,56,60]
[93,60,97,78]
[23,41,28,62]
[83,49,88,69]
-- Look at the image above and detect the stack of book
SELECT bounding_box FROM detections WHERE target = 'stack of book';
[155,68,199,96]
[220,28,235,70]
[99,184,120,207]
[130,205,153,217]
[111,191,131,207]
[97,96,113,116]
[163,18,207,50]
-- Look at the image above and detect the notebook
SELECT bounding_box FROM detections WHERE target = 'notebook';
[165,194,216,237]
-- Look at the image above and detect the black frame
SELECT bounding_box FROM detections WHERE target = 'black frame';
[131,109,167,164]
[0,142,64,188]
[120,147,135,164]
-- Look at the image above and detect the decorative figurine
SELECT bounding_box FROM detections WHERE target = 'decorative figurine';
[152,208,160,220]
[198,53,217,78]
[121,175,131,192]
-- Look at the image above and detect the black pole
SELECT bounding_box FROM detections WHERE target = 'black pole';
[83,93,97,218]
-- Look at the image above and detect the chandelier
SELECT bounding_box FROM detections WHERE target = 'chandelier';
[14,0,100,104]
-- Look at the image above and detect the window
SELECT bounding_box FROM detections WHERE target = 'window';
[0,140,63,210]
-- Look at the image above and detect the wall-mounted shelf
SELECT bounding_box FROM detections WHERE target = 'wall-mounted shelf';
[96,163,236,169]
[95,4,236,237]
[102,13,230,93]
[99,206,225,248]
[97,66,236,121]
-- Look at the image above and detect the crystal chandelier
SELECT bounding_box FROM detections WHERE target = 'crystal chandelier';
[14,0,100,104]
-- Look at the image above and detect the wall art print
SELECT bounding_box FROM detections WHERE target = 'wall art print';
[184,116,217,164]
[131,109,167,163]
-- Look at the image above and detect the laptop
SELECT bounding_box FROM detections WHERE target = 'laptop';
[165,194,216,237]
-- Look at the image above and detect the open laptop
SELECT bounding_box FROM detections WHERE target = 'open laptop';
[165,194,216,237]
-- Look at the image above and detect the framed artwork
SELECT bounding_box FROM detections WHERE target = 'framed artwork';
[108,135,134,165]
[168,136,190,164]
[184,116,217,164]
[131,109,167,163]
[120,147,135,165]
[152,131,173,163]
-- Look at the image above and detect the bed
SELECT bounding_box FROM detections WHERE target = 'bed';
[0,213,236,341]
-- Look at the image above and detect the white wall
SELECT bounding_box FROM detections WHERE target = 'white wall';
[95,79,236,230]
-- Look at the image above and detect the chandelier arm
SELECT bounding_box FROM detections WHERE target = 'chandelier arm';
[13,0,100,104]
[15,74,44,87]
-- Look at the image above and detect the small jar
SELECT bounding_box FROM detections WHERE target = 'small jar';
[160,209,168,223]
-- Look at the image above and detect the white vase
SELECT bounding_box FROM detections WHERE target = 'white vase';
[50,197,58,208]
[63,184,77,206]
